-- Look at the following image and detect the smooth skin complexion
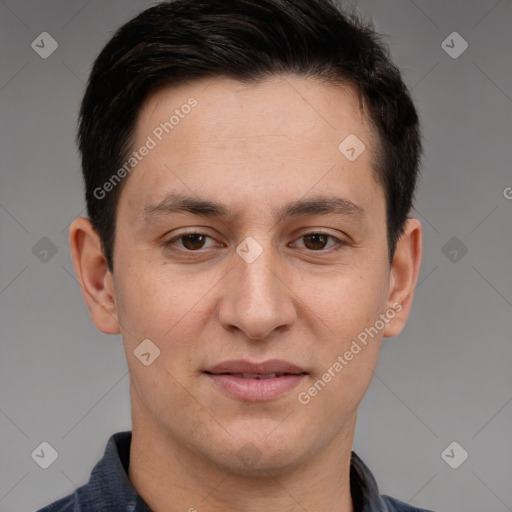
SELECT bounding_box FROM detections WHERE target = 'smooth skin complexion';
[70,75,422,512]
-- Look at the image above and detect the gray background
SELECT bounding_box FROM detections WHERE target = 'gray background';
[0,1,511,511]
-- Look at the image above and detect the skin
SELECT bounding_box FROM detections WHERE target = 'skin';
[70,75,422,512]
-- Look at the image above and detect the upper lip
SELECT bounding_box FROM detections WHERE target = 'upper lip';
[205,359,307,375]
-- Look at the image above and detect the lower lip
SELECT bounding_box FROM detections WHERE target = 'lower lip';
[205,373,307,401]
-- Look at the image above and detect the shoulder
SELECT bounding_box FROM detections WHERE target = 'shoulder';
[34,431,147,512]
[380,494,436,512]
[35,492,77,511]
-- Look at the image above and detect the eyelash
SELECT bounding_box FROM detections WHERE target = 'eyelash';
[162,231,347,253]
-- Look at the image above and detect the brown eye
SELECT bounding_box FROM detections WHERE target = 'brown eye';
[291,232,344,252]
[302,233,330,250]
[163,232,217,251]
[180,234,207,250]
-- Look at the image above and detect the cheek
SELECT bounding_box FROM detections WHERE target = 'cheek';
[113,260,224,390]
[114,263,208,426]
[113,260,202,341]
[294,258,388,397]
[296,261,389,337]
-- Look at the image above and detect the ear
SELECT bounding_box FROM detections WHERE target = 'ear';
[383,218,422,338]
[69,217,121,335]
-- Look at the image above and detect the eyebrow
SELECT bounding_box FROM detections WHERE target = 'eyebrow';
[143,192,365,223]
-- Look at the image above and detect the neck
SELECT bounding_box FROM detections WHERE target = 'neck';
[128,393,356,512]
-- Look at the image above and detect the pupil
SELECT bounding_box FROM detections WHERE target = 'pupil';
[305,234,327,250]
[183,234,205,250]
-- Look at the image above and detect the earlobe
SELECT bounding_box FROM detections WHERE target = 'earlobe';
[383,218,422,339]
[69,217,121,335]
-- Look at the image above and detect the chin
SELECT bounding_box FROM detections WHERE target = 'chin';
[206,429,307,477]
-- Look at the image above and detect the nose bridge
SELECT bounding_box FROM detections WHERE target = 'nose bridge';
[239,248,280,312]
[219,237,296,340]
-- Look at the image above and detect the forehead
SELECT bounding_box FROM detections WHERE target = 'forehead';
[120,75,381,220]
[136,75,371,147]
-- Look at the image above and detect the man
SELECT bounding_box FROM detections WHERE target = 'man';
[38,0,430,510]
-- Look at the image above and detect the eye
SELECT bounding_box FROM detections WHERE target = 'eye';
[163,232,218,251]
[163,231,346,253]
[291,232,345,251]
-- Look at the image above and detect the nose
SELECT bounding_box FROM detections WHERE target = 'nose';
[217,245,297,341]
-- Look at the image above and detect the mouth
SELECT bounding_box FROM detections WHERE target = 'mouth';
[203,360,308,401]
[206,372,303,379]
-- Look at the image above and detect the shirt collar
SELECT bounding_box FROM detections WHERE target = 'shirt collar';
[83,431,152,511]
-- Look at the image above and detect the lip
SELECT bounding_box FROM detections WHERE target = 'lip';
[205,359,306,375]
[204,359,308,402]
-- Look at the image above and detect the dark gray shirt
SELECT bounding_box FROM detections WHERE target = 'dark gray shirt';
[36,431,434,512]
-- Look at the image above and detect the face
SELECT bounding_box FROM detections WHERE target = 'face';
[73,75,420,475]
